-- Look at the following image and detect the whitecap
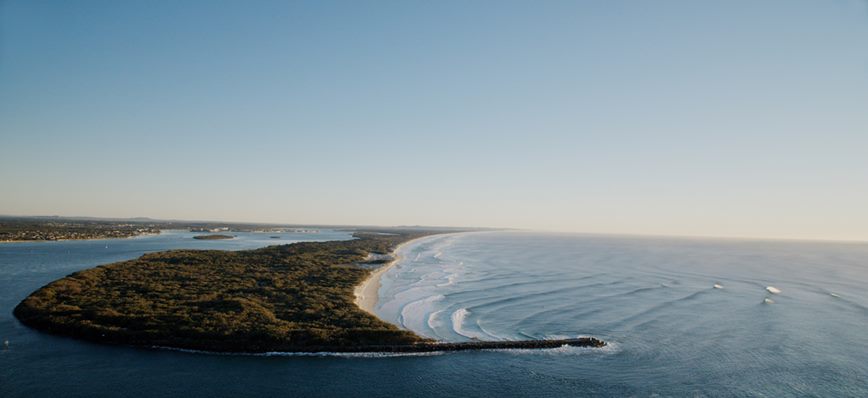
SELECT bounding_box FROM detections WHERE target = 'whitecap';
[398,294,445,337]
[451,308,471,337]
[437,273,459,287]
[427,310,447,332]
[497,339,618,356]
[450,308,491,340]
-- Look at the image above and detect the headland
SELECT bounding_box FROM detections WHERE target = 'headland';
[13,228,606,353]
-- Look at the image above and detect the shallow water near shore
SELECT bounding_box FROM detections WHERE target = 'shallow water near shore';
[2,230,867,396]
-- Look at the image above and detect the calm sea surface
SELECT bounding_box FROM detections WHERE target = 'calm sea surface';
[2,230,867,397]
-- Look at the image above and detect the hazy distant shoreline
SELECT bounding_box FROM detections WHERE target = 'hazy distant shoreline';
[0,232,161,244]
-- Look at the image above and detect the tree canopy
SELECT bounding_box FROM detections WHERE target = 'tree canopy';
[14,230,437,352]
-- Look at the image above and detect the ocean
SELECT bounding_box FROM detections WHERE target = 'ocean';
[2,230,867,396]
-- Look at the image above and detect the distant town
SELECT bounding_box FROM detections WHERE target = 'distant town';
[0,216,322,242]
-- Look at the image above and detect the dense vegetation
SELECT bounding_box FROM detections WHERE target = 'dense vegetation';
[14,230,441,352]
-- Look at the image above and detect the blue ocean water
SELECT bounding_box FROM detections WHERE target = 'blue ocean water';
[2,230,867,397]
[377,232,868,396]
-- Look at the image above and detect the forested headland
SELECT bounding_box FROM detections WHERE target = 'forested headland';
[14,230,438,352]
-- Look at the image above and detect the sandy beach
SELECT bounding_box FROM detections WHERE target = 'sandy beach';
[354,236,432,316]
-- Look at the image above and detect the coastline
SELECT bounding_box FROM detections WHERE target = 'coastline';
[0,231,162,244]
[354,238,418,317]
[353,232,471,320]
[14,230,431,353]
[12,229,610,354]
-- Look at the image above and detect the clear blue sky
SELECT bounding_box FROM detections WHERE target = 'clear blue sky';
[2,1,867,240]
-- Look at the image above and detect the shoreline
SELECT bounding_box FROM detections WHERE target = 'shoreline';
[353,238,420,317]
[0,231,162,244]
[353,232,470,322]
[13,228,610,354]
[14,230,432,353]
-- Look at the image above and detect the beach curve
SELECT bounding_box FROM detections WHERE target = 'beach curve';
[354,239,418,316]
[354,233,462,319]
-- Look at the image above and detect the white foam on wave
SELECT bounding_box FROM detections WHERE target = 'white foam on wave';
[406,270,443,288]
[496,339,619,356]
[399,295,445,336]
[380,264,454,325]
[427,310,447,338]
[436,261,464,287]
[450,308,471,336]
[437,271,459,287]
[450,308,495,340]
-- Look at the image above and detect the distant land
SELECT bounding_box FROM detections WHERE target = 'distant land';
[192,234,235,240]
[0,217,157,242]
[0,215,495,243]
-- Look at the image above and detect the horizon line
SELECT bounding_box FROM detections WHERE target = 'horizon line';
[2,213,866,245]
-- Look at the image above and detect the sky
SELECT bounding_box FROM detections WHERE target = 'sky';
[1,1,867,241]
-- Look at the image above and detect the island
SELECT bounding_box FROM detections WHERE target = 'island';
[13,229,606,353]
[192,234,234,240]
